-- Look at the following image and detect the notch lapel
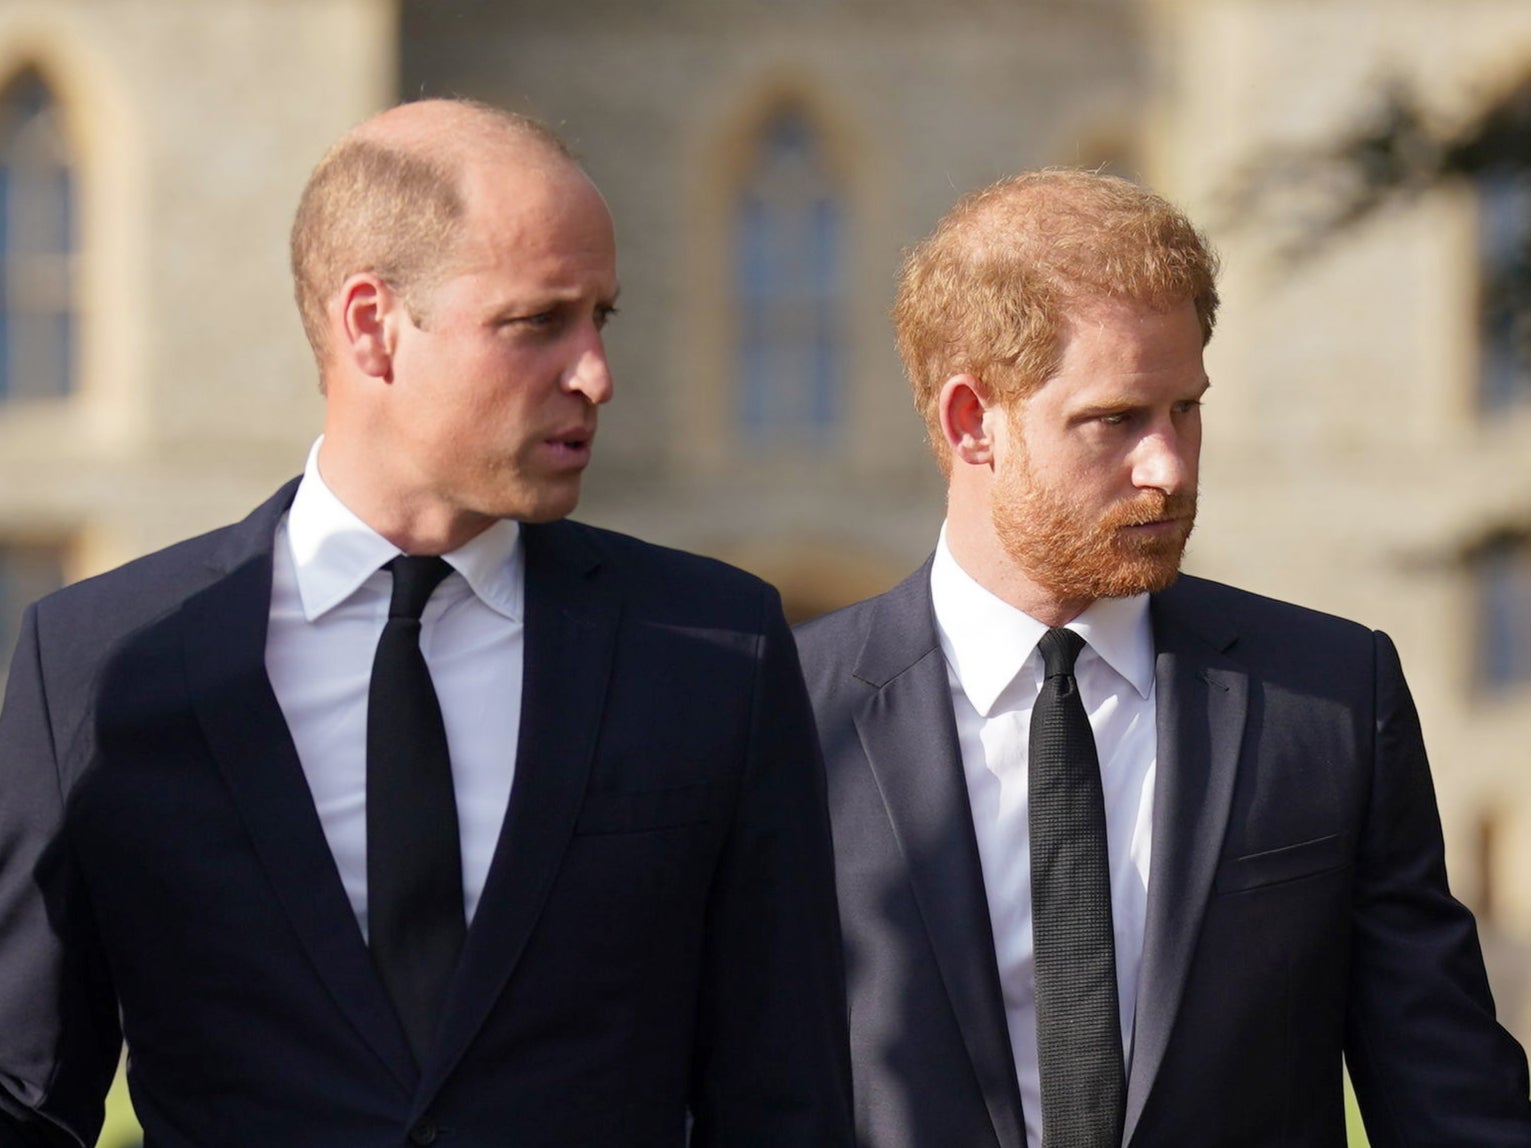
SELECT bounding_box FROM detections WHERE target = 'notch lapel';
[182,482,417,1092]
[422,520,617,1100]
[852,565,1028,1148]
[1124,581,1247,1143]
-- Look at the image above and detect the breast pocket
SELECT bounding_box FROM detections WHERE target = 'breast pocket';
[1214,832,1350,894]
[573,782,712,836]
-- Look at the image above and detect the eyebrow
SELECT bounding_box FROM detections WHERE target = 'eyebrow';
[483,283,622,319]
[1068,376,1211,417]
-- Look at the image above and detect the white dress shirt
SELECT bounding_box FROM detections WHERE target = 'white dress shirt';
[930,527,1157,1148]
[265,440,525,939]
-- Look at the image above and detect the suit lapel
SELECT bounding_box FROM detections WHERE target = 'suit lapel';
[852,563,1028,1148]
[182,480,417,1092]
[423,520,617,1099]
[1124,579,1247,1143]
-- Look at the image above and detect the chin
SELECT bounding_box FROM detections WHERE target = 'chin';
[504,483,583,525]
[1098,549,1186,598]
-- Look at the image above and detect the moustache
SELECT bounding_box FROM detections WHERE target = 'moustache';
[1105,490,1198,530]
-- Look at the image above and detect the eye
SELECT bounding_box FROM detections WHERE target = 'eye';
[496,310,553,330]
[1172,398,1203,415]
[594,304,620,329]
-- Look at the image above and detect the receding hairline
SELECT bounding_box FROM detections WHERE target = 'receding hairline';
[289,99,595,378]
[340,97,579,183]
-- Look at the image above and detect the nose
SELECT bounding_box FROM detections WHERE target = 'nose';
[1130,424,1195,495]
[566,329,614,406]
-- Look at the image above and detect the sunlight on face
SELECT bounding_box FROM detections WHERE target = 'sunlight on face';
[990,297,1207,606]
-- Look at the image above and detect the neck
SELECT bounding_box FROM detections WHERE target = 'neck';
[316,434,495,556]
[944,482,1091,628]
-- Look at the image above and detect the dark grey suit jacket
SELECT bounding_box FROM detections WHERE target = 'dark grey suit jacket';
[795,559,1531,1147]
[0,480,853,1148]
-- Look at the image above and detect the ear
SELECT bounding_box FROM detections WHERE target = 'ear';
[938,373,1000,467]
[335,272,403,381]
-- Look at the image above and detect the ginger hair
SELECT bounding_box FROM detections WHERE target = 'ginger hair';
[892,169,1220,472]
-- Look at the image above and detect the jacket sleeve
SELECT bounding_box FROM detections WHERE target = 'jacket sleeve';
[1345,630,1531,1143]
[687,585,855,1147]
[0,604,121,1147]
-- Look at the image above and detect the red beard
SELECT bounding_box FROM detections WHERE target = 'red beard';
[991,455,1196,607]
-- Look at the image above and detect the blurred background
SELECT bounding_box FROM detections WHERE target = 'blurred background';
[0,1,1528,1144]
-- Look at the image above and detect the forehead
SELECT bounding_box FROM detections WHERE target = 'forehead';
[1051,297,1205,375]
[452,152,615,270]
[1012,295,1206,420]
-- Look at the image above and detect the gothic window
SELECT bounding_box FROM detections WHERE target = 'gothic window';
[735,107,844,449]
[1475,532,1531,690]
[1478,167,1531,413]
[0,69,77,401]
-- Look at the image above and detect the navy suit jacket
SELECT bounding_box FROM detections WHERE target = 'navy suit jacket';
[0,480,853,1148]
[795,560,1531,1147]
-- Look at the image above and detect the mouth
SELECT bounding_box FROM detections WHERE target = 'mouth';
[543,427,596,466]
[1120,516,1191,538]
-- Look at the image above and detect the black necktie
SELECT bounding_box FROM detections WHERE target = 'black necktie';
[367,554,465,1061]
[1029,627,1126,1147]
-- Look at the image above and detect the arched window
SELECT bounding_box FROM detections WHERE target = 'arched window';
[735,106,844,449]
[1478,167,1531,413]
[1475,532,1531,690]
[0,69,77,401]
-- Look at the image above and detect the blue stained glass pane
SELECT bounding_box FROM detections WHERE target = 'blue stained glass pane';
[52,311,71,399]
[812,336,839,431]
[1484,563,1511,684]
[783,344,810,426]
[57,164,73,254]
[739,197,771,301]
[741,341,770,440]
[0,70,76,401]
[733,107,845,449]
[1479,171,1531,412]
[813,199,840,298]
[1478,542,1531,688]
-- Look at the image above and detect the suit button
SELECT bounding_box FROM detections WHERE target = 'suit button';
[409,1119,439,1145]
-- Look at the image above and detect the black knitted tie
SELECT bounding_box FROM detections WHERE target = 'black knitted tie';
[367,555,464,1062]
[1029,627,1125,1146]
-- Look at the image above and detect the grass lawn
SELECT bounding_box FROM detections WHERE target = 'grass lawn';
[97,1061,140,1148]
[1346,1069,1370,1145]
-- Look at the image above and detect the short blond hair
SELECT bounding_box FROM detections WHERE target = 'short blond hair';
[892,169,1220,472]
[289,100,572,372]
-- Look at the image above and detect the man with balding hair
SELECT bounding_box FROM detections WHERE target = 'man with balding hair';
[0,100,852,1147]
[796,170,1531,1146]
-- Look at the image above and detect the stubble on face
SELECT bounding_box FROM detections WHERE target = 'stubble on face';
[990,433,1196,606]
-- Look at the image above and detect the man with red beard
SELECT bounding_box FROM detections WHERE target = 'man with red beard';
[794,170,1531,1147]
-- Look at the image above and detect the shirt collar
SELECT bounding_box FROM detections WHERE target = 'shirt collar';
[929,524,1155,717]
[285,437,523,623]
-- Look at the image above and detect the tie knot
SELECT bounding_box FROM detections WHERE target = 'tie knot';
[1037,627,1086,678]
[385,555,453,621]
